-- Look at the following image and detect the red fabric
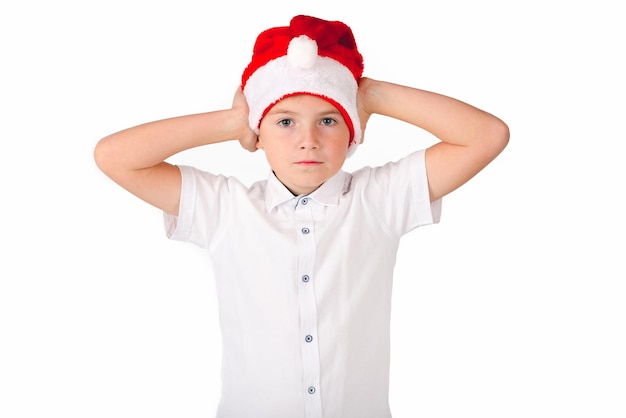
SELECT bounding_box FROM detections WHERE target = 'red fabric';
[241,15,364,88]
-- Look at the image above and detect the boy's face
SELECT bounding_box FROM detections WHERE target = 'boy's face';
[257,94,350,196]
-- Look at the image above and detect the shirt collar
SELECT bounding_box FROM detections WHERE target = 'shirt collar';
[264,170,348,211]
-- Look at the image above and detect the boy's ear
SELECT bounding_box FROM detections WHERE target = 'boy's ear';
[255,138,264,150]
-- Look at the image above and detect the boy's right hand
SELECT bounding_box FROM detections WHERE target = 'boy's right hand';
[232,87,258,152]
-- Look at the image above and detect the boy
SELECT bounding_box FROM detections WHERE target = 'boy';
[94,14,509,418]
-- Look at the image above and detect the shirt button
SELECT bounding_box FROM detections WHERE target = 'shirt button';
[301,197,309,205]
[305,335,313,343]
[301,227,310,234]
[308,386,316,394]
[302,275,310,283]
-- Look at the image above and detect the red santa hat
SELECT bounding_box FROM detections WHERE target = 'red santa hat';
[241,15,364,156]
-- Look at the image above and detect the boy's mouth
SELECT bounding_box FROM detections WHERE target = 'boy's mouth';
[295,160,322,166]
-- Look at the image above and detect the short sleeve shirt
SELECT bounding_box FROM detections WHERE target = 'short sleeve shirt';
[164,149,441,418]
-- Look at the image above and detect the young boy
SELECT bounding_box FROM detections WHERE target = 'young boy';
[94,14,509,418]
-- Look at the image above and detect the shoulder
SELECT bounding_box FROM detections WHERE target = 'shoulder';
[179,165,261,192]
[349,149,427,186]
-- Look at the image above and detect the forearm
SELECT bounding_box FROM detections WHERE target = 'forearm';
[94,108,243,174]
[359,77,506,147]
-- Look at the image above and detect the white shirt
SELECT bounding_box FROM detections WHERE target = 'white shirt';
[165,149,441,418]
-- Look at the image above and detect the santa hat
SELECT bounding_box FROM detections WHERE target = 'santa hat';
[241,15,364,156]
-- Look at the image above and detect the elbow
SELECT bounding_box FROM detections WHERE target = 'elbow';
[93,136,116,177]
[93,138,107,173]
[497,118,510,149]
[485,117,510,159]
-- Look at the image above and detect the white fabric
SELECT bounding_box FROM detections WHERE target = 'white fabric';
[164,150,441,418]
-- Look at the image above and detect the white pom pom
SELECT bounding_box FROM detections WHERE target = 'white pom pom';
[287,35,318,69]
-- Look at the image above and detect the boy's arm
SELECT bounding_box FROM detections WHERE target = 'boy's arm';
[94,89,256,216]
[357,77,509,202]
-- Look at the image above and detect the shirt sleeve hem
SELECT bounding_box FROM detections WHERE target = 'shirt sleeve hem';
[164,165,196,240]
[410,150,442,226]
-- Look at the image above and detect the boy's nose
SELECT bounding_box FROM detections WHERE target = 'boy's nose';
[298,126,320,149]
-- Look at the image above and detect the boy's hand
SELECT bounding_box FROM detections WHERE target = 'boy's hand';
[356,77,373,144]
[232,87,258,152]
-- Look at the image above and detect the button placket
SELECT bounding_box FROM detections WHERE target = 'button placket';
[295,200,322,417]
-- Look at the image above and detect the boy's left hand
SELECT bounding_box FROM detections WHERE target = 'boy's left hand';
[356,77,373,144]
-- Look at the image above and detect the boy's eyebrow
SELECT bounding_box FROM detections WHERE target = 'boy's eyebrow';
[268,106,343,117]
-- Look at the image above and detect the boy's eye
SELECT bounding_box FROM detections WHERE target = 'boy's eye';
[278,118,293,127]
[321,117,336,126]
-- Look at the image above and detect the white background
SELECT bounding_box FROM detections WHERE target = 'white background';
[1,1,624,417]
